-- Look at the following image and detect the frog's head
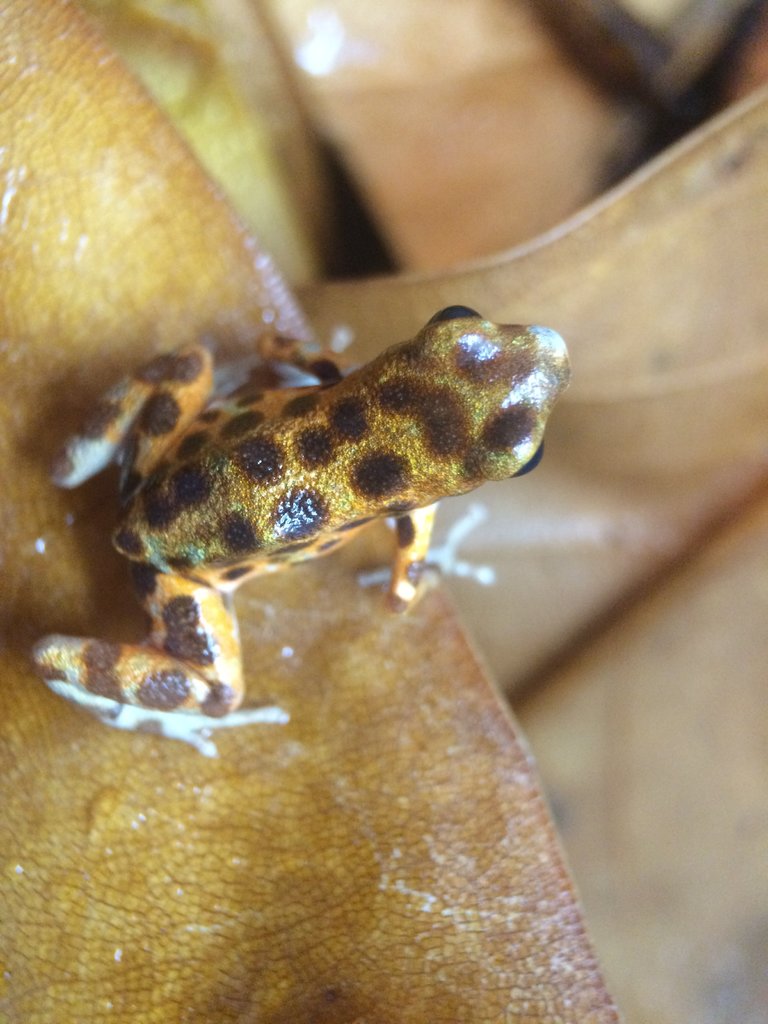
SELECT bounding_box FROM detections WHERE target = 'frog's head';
[404,306,571,484]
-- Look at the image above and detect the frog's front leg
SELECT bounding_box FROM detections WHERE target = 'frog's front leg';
[34,572,244,717]
[52,344,213,493]
[388,503,438,612]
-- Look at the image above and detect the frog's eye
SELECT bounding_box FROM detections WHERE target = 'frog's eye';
[513,442,544,477]
[427,305,482,324]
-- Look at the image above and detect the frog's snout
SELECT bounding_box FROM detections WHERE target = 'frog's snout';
[527,324,571,391]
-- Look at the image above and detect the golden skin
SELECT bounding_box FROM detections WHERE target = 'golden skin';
[33,307,570,720]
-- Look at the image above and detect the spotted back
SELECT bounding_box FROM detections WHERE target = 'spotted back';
[114,314,570,577]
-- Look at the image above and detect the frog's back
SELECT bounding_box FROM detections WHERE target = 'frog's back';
[115,312,569,580]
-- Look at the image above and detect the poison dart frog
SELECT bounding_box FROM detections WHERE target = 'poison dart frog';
[33,307,570,725]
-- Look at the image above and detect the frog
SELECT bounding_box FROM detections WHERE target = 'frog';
[33,306,570,726]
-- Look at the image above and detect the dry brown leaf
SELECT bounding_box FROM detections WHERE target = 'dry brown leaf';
[263,0,633,269]
[0,3,618,1021]
[520,488,768,1023]
[5,563,619,1023]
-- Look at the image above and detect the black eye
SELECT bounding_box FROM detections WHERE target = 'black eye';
[513,442,544,477]
[427,305,481,324]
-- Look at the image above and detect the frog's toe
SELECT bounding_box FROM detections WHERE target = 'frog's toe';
[33,634,83,685]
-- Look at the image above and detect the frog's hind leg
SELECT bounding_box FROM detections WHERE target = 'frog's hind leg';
[33,573,244,718]
[52,345,213,492]
[256,333,349,386]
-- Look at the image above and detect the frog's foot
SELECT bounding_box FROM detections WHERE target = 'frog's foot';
[33,636,242,718]
[33,636,288,756]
